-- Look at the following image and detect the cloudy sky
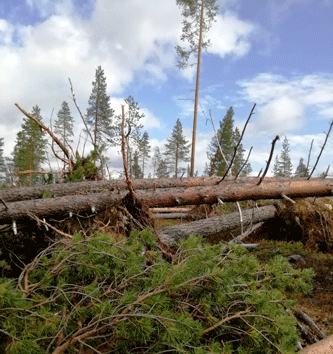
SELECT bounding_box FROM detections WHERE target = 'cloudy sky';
[1,0,333,177]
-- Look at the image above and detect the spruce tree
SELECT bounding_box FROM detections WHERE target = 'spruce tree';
[13,106,47,186]
[164,119,190,177]
[273,137,293,177]
[86,66,115,150]
[156,159,170,178]
[138,131,151,178]
[207,107,234,176]
[54,101,74,148]
[294,157,309,177]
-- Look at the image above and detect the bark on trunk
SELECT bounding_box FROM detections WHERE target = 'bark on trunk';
[0,176,224,203]
[153,213,189,219]
[1,178,333,224]
[158,205,276,247]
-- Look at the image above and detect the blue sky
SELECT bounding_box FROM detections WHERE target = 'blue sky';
[0,0,333,177]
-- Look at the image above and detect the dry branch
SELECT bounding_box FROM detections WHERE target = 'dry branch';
[257,135,280,185]
[15,104,75,174]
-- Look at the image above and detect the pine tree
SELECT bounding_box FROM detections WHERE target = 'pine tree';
[164,119,190,177]
[86,66,115,150]
[13,106,47,186]
[132,150,143,179]
[294,157,309,177]
[273,137,293,177]
[156,159,170,178]
[138,131,151,178]
[152,147,162,178]
[176,0,219,176]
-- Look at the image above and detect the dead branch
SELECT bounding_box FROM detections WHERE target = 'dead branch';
[235,146,253,180]
[219,103,256,183]
[308,121,333,179]
[15,104,74,174]
[306,138,314,173]
[257,135,280,185]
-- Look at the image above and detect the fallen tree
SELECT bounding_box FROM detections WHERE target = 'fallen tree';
[1,178,333,225]
[158,204,276,247]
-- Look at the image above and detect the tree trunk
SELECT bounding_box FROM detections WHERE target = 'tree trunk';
[1,178,333,225]
[158,205,276,247]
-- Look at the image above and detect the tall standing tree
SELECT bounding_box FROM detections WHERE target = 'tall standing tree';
[54,101,75,168]
[294,157,309,177]
[138,131,151,178]
[86,65,115,152]
[176,0,219,176]
[13,106,47,186]
[164,119,191,177]
[272,137,293,177]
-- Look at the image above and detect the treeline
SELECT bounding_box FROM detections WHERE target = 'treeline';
[0,65,255,187]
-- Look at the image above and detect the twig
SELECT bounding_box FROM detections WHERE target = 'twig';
[306,139,314,173]
[219,103,256,183]
[28,213,73,239]
[308,121,333,179]
[295,310,326,340]
[235,146,253,179]
[257,136,280,185]
[322,165,330,179]
[229,222,264,244]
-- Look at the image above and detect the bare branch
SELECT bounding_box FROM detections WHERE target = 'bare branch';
[306,138,314,172]
[235,146,253,180]
[257,135,280,186]
[219,103,256,183]
[308,121,333,179]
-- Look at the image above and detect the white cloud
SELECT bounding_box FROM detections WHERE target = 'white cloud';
[238,73,333,134]
[209,13,255,58]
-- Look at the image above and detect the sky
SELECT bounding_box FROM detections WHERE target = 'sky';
[0,0,333,178]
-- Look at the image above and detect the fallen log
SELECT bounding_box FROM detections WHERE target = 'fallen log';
[150,207,192,213]
[0,176,224,203]
[1,178,333,225]
[158,205,276,247]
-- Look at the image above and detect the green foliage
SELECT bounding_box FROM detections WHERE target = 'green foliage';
[54,101,74,147]
[207,107,252,177]
[86,65,115,149]
[0,137,6,185]
[13,106,48,186]
[42,189,52,198]
[164,118,191,177]
[176,0,219,69]
[65,152,99,182]
[132,150,143,179]
[0,230,313,353]
[138,131,151,177]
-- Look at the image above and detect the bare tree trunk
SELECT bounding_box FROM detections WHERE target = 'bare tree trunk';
[190,0,204,177]
[158,205,276,247]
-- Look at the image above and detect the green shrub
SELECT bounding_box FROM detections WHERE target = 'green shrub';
[0,230,314,353]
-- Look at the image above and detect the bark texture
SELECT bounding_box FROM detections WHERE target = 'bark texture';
[158,205,276,247]
[1,178,333,225]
